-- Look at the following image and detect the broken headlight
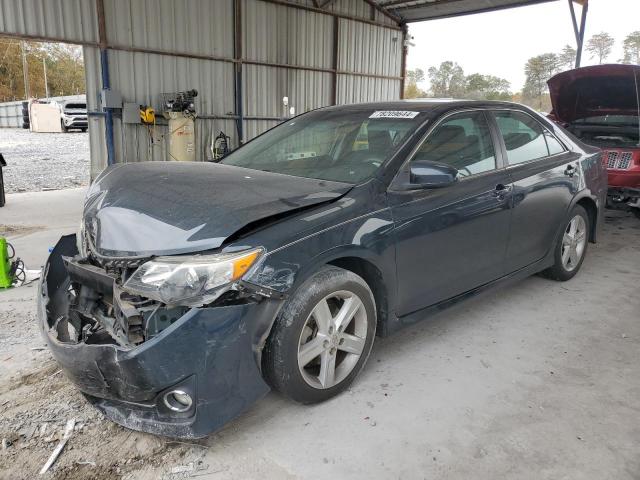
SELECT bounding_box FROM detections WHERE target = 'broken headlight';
[122,248,263,306]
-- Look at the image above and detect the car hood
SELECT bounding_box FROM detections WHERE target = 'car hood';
[548,64,640,123]
[83,162,352,257]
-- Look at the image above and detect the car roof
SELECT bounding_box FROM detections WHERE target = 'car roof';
[320,99,529,114]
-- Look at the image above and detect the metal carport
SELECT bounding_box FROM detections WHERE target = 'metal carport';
[0,0,588,175]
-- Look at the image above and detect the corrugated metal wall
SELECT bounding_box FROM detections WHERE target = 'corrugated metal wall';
[104,0,235,58]
[81,0,239,174]
[0,0,98,43]
[242,0,336,138]
[85,47,238,170]
[0,101,23,128]
[0,0,404,177]
[337,18,402,104]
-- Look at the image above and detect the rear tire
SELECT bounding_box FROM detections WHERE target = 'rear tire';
[541,205,589,281]
[632,208,640,220]
[263,266,376,404]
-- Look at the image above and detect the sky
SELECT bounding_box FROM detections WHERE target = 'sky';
[406,0,639,93]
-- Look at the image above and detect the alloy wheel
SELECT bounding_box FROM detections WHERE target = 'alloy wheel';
[561,215,587,272]
[297,290,368,389]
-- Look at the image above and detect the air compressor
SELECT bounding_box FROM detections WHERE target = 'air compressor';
[163,90,198,161]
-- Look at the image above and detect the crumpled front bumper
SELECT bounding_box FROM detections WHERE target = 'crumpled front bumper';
[38,235,282,438]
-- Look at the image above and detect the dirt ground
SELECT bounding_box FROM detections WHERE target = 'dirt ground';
[0,188,639,479]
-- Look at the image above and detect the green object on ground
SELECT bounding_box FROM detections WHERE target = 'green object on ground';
[0,237,14,288]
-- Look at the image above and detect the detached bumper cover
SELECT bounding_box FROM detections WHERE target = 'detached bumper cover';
[38,235,280,438]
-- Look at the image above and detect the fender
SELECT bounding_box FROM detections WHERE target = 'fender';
[243,208,398,343]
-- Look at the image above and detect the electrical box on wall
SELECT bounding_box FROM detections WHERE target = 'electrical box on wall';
[122,103,141,124]
[101,89,122,109]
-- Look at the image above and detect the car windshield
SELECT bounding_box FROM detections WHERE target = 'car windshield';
[221,108,425,183]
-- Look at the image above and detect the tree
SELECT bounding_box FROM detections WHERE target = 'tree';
[403,68,427,99]
[464,73,511,100]
[0,36,85,102]
[621,31,640,64]
[557,44,577,70]
[523,53,560,111]
[586,32,615,64]
[414,61,512,101]
[427,61,466,98]
[406,68,425,84]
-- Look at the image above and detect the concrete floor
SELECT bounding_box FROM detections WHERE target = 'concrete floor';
[1,188,639,479]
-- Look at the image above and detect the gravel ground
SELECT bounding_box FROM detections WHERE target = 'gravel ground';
[0,128,90,193]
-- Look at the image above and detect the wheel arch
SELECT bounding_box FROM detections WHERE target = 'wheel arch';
[326,256,389,337]
[575,195,598,243]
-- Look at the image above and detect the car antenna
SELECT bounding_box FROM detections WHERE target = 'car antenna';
[635,68,640,147]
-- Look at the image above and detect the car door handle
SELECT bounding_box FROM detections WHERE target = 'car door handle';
[564,165,575,177]
[492,183,512,199]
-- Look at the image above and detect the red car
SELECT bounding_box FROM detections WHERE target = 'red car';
[548,64,640,218]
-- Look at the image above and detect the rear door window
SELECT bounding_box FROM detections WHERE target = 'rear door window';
[544,131,565,155]
[494,111,552,165]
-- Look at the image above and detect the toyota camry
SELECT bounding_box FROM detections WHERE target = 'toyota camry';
[39,100,607,438]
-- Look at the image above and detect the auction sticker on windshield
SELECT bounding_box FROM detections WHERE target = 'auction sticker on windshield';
[369,111,420,119]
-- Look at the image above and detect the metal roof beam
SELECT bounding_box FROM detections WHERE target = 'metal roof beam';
[568,0,589,67]
[378,0,555,22]
[256,0,402,29]
[362,0,403,23]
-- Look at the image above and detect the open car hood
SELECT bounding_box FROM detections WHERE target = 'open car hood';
[548,64,640,123]
[83,162,351,257]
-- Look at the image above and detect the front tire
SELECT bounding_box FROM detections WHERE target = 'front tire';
[542,205,589,281]
[263,266,376,404]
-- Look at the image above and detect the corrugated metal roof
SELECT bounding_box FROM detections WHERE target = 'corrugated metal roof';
[371,0,555,22]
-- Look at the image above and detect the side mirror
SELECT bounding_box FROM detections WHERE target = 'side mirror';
[408,160,458,188]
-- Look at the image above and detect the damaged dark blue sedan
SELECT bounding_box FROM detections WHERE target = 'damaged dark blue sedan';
[39,100,607,438]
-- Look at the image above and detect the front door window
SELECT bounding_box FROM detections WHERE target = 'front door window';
[414,112,496,177]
